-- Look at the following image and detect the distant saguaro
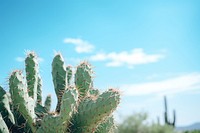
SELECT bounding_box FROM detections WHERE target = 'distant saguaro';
[164,96,176,127]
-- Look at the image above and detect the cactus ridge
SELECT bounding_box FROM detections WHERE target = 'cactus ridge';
[0,51,121,133]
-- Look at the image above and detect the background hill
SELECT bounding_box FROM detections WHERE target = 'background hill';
[177,122,200,131]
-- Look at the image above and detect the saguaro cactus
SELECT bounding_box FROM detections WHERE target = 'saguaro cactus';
[0,51,121,133]
[164,96,176,127]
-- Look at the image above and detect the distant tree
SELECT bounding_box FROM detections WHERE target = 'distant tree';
[149,123,176,133]
[116,112,177,133]
[116,112,149,133]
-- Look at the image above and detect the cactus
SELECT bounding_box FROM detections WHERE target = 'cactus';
[52,54,68,113]
[44,95,52,112]
[70,89,120,133]
[37,88,78,133]
[37,76,42,104]
[25,52,39,104]
[95,116,116,133]
[0,51,121,133]
[75,62,93,99]
[66,65,73,85]
[9,70,36,132]
[0,114,9,133]
[163,96,176,127]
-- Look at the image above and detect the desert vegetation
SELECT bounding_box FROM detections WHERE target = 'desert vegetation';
[0,51,120,133]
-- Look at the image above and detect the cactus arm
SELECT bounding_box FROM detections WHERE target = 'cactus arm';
[44,95,52,112]
[95,116,115,133]
[37,88,78,133]
[35,103,48,118]
[52,53,67,112]
[35,95,51,119]
[0,114,9,133]
[75,62,93,98]
[37,76,42,104]
[9,70,36,132]
[164,95,169,125]
[59,87,78,122]
[25,52,39,103]
[0,86,15,125]
[172,110,176,126]
[66,65,73,85]
[71,88,120,133]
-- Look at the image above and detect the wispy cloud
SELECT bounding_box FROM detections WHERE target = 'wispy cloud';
[90,48,164,68]
[38,58,44,62]
[16,57,25,62]
[64,38,95,53]
[121,73,200,96]
[15,57,44,62]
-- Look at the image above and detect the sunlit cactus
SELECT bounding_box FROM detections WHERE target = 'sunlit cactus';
[0,51,121,133]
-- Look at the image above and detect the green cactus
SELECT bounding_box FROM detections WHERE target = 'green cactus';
[25,52,39,103]
[164,96,176,127]
[0,86,15,130]
[0,114,9,133]
[37,88,78,133]
[95,116,116,133]
[75,62,93,99]
[70,89,120,133]
[37,76,42,104]
[0,51,121,133]
[9,70,36,132]
[44,95,52,112]
[66,65,73,85]
[52,53,67,113]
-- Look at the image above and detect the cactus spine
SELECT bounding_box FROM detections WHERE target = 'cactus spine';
[164,96,176,127]
[0,51,121,133]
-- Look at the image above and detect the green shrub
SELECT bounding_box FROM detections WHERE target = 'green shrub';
[116,112,177,133]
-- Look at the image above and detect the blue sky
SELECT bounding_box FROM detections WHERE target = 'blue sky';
[0,0,200,126]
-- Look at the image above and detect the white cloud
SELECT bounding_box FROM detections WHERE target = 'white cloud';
[16,57,24,62]
[121,73,200,96]
[38,58,44,62]
[64,38,95,53]
[90,48,164,68]
[15,57,44,63]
